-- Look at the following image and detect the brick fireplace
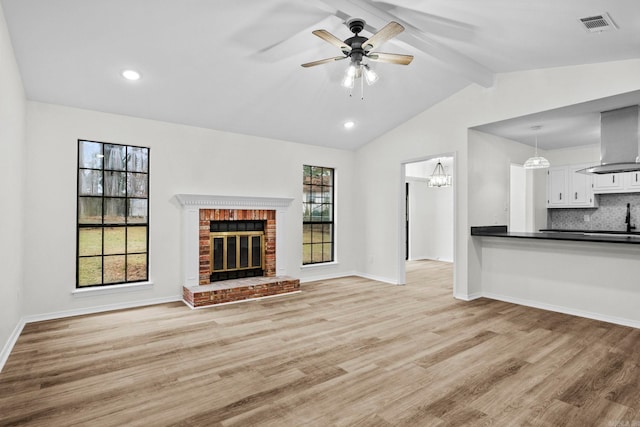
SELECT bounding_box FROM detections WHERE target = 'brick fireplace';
[175,194,299,308]
[200,210,275,283]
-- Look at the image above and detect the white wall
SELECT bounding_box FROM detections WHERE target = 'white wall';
[509,164,526,232]
[22,102,358,317]
[407,178,454,262]
[546,144,600,166]
[355,58,640,297]
[0,3,26,365]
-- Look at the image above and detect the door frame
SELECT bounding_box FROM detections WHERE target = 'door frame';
[398,152,457,289]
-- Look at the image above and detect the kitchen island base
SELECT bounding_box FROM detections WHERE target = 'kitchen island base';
[472,231,640,329]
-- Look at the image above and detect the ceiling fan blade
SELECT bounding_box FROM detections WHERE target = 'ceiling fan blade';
[363,21,404,51]
[312,29,351,52]
[301,56,347,68]
[367,52,414,65]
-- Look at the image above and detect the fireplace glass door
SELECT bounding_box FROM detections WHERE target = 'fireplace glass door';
[209,220,265,281]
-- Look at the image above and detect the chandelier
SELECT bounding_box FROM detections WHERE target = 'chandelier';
[428,160,452,187]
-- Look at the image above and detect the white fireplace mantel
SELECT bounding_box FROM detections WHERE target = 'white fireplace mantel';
[174,194,294,286]
[174,194,294,210]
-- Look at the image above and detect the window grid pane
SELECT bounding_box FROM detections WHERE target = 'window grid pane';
[77,140,149,288]
[302,165,334,265]
[78,257,102,287]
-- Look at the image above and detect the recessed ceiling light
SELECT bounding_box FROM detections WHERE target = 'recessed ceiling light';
[343,121,355,129]
[121,69,141,81]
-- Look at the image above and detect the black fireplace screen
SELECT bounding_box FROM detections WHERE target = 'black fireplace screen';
[209,220,265,282]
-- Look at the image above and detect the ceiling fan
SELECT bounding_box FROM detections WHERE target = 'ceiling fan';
[302,18,413,90]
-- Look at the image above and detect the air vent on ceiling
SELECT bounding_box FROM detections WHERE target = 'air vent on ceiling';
[578,13,618,33]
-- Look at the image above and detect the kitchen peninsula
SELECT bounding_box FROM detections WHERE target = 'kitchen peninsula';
[471,225,640,328]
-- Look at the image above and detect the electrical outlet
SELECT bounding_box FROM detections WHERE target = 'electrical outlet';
[584,214,590,222]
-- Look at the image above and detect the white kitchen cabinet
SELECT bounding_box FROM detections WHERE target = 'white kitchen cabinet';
[592,171,640,193]
[546,164,597,208]
[627,171,640,190]
[547,167,567,207]
[593,173,624,193]
[568,165,596,207]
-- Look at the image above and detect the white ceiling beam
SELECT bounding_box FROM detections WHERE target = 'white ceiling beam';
[319,0,495,88]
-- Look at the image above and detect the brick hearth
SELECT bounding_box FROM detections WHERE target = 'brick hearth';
[183,276,300,308]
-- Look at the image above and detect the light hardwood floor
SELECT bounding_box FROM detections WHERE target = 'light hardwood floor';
[1,260,639,426]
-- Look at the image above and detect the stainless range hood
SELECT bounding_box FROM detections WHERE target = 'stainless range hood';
[578,105,640,174]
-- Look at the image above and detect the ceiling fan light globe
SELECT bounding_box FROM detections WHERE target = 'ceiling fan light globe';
[342,73,355,88]
[363,65,378,85]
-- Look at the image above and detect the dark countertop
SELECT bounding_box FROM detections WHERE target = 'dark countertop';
[471,225,640,245]
[540,229,640,235]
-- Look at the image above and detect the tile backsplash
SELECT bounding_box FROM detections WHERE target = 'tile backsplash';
[548,193,640,231]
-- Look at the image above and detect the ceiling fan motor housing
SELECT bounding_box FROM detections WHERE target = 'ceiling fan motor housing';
[344,35,367,64]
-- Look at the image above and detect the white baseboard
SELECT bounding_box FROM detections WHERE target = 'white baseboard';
[454,292,483,301]
[301,270,400,285]
[409,257,454,264]
[482,292,640,329]
[0,318,26,373]
[0,295,182,373]
[22,295,183,324]
[354,272,401,285]
[300,270,359,284]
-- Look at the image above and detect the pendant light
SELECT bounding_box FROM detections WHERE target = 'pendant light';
[524,125,550,169]
[428,160,452,187]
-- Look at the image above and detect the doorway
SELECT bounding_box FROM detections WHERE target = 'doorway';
[400,155,455,286]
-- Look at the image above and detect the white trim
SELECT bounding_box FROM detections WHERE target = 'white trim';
[408,257,454,263]
[22,295,182,324]
[300,261,340,269]
[182,290,301,309]
[482,291,640,329]
[72,281,153,297]
[399,152,457,289]
[455,292,483,301]
[0,319,26,373]
[405,176,429,183]
[355,272,401,285]
[174,194,294,209]
[300,270,356,284]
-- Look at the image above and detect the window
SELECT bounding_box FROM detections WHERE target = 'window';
[302,165,334,264]
[77,140,149,287]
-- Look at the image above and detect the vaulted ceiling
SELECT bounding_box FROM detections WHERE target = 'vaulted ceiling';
[2,0,639,150]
